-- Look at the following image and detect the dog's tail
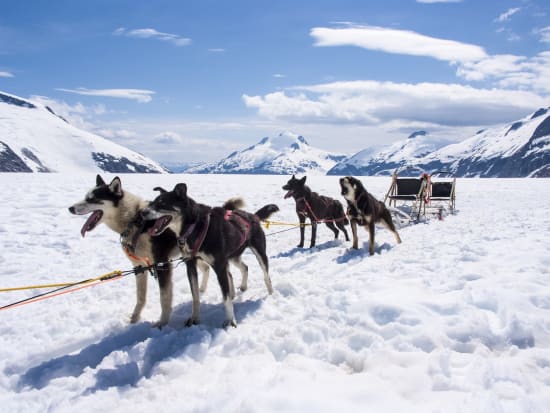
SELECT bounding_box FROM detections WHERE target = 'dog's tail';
[255,204,279,221]
[223,197,245,210]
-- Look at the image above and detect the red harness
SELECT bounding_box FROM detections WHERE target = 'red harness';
[178,213,211,257]
[296,197,346,224]
[224,210,251,254]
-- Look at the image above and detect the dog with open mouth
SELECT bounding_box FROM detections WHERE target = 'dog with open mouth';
[140,183,279,328]
[68,175,210,327]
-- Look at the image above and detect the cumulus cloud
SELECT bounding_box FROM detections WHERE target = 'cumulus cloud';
[153,131,183,145]
[0,71,14,78]
[243,80,547,127]
[456,52,550,93]
[495,8,521,23]
[114,27,191,47]
[29,95,106,131]
[56,87,155,103]
[311,24,487,63]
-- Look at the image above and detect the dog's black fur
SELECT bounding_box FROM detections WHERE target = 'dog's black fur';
[141,183,279,328]
[282,175,349,248]
[339,176,402,255]
[68,175,181,326]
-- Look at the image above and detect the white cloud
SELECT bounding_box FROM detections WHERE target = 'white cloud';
[535,26,550,43]
[29,95,104,131]
[495,7,521,23]
[96,128,137,140]
[311,24,487,63]
[273,73,286,78]
[208,48,225,53]
[113,27,191,47]
[0,71,14,77]
[243,80,547,127]
[56,87,155,103]
[153,131,183,145]
[456,52,550,93]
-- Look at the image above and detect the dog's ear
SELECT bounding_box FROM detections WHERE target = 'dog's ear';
[109,177,123,196]
[153,186,167,194]
[299,176,307,185]
[174,183,187,199]
[96,174,106,186]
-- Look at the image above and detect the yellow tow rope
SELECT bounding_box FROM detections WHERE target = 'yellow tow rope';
[0,270,124,293]
[262,220,311,229]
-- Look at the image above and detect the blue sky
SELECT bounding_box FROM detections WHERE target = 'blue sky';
[1,0,549,166]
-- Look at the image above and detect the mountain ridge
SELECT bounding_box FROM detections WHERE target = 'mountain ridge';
[0,91,167,174]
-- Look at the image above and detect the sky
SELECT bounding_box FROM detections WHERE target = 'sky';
[1,0,549,166]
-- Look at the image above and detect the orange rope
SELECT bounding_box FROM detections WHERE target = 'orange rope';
[0,273,125,311]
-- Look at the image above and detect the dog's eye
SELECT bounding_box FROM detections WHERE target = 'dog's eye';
[86,196,102,204]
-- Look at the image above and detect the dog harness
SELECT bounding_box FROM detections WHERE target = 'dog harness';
[224,210,251,255]
[178,213,211,257]
[295,197,347,224]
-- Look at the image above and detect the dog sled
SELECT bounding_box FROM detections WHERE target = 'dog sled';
[383,168,456,226]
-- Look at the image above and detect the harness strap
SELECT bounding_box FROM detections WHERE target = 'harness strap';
[296,197,347,224]
[178,213,211,257]
[224,210,251,254]
[123,245,152,267]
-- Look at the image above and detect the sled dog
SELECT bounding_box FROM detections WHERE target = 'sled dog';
[140,183,279,328]
[68,175,210,327]
[339,176,402,255]
[282,175,349,248]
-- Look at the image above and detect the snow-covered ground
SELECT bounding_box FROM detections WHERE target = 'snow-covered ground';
[1,174,549,412]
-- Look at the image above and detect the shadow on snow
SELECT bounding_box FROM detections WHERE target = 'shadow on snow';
[16,298,263,393]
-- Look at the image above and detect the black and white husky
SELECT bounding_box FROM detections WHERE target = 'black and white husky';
[140,183,279,328]
[339,176,402,255]
[68,175,211,327]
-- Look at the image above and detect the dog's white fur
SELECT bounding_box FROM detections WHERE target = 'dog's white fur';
[69,176,211,327]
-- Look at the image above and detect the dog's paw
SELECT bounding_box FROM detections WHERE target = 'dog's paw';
[184,317,200,328]
[152,320,168,329]
[222,319,237,329]
[129,313,140,324]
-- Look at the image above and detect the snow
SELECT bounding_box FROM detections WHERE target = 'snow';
[0,92,166,173]
[188,132,343,175]
[1,173,550,412]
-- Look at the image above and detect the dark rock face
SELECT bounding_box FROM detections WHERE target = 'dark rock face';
[92,152,162,173]
[0,141,33,172]
[0,93,36,109]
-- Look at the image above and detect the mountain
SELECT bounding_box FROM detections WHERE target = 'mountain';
[0,91,167,173]
[328,130,450,176]
[186,131,346,175]
[421,108,550,177]
[329,108,550,178]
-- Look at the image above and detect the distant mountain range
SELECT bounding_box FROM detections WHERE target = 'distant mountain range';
[0,91,166,173]
[328,107,550,178]
[186,131,346,175]
[2,89,548,177]
[185,107,549,177]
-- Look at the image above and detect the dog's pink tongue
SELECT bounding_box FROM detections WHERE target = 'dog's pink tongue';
[80,210,102,237]
[284,190,293,199]
[148,216,168,236]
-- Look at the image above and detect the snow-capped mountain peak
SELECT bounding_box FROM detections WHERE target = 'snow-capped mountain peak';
[0,91,167,173]
[329,107,550,177]
[186,132,344,175]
